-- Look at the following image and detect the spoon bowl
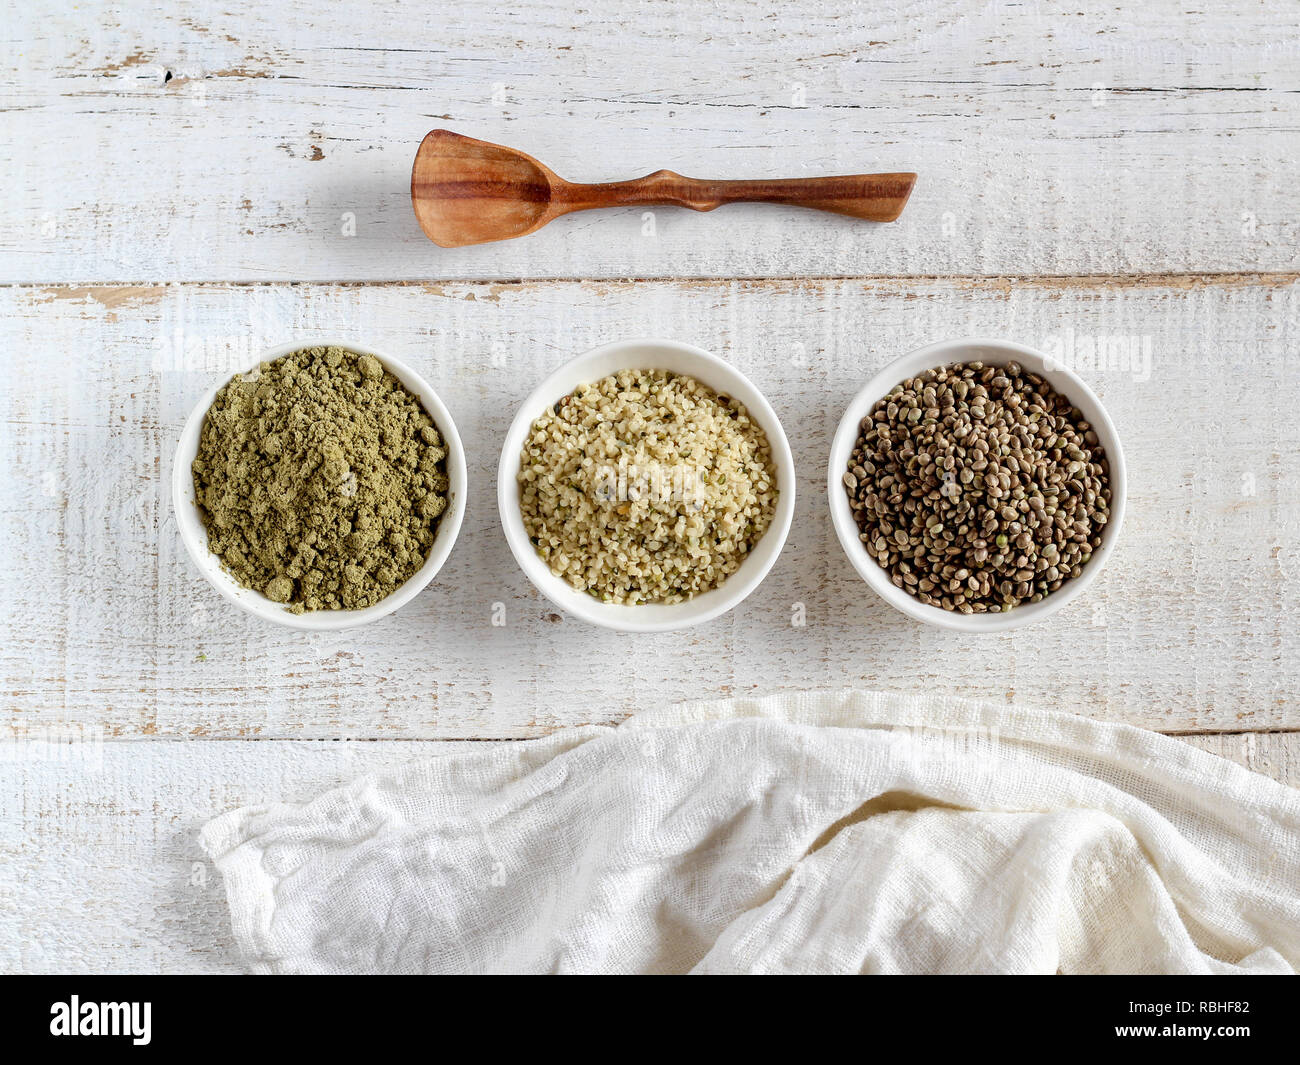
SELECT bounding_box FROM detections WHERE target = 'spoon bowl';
[411,130,558,247]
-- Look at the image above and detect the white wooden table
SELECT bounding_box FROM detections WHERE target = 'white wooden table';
[2,1,1298,973]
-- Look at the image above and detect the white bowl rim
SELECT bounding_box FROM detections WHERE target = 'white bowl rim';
[826,336,1127,632]
[498,337,796,632]
[172,338,469,631]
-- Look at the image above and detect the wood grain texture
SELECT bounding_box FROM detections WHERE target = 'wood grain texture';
[3,730,1296,974]
[2,1,1297,281]
[3,276,1298,739]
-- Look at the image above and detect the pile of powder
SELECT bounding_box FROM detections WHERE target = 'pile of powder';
[192,346,449,613]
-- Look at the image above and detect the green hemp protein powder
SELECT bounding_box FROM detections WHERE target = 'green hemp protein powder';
[192,346,449,613]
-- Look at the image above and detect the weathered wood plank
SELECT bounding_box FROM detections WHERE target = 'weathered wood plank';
[2,1,1297,281]
[1184,731,1300,788]
[2,730,1294,974]
[2,276,1297,738]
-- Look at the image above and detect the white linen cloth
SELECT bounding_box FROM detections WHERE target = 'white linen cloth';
[201,691,1300,974]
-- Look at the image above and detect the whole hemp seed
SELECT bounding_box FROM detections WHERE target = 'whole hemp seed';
[843,361,1110,614]
[192,346,449,613]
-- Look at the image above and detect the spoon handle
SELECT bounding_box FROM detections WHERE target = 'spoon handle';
[555,169,916,222]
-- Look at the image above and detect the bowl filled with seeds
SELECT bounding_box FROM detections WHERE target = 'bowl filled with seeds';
[173,340,468,630]
[499,338,795,632]
[828,338,1126,631]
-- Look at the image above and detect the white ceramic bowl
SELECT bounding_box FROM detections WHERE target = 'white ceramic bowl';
[498,338,796,632]
[173,339,468,630]
[828,337,1126,632]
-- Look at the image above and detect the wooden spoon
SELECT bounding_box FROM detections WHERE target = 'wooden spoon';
[411,130,916,248]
